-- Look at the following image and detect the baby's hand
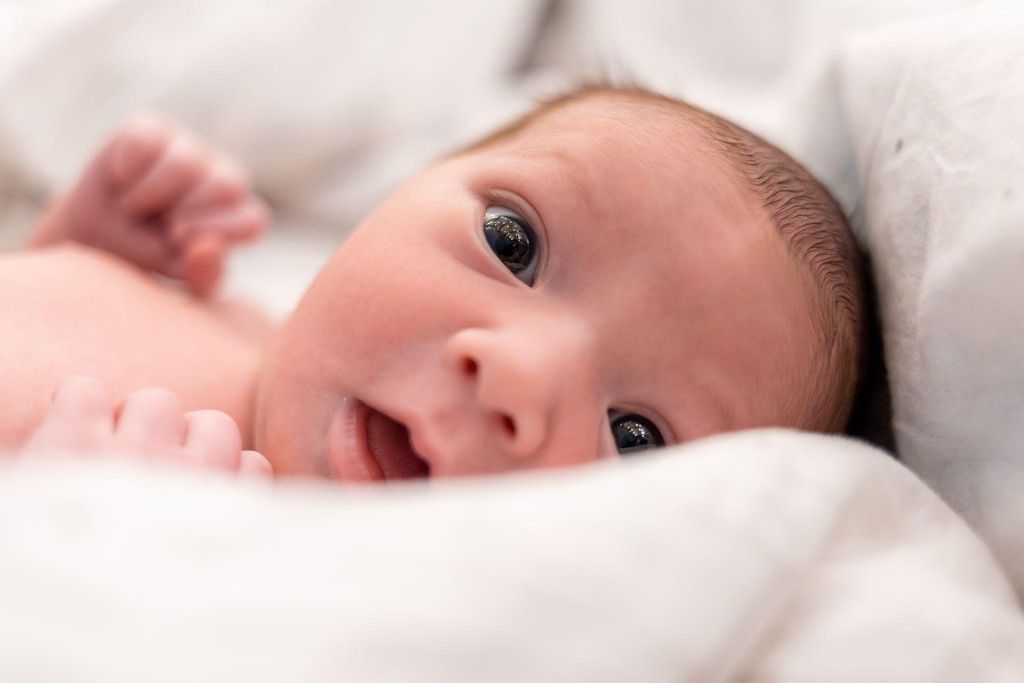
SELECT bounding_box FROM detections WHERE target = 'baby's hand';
[31,115,269,297]
[23,376,272,477]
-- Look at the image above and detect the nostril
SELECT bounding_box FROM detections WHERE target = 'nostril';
[461,357,478,377]
[501,414,516,439]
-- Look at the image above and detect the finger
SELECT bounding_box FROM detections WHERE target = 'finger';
[114,387,186,452]
[30,375,115,450]
[118,138,208,217]
[170,159,250,220]
[170,198,269,245]
[48,375,113,423]
[183,410,242,471]
[105,115,176,190]
[238,450,274,477]
[182,236,226,298]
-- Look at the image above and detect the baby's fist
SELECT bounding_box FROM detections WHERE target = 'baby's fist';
[33,116,269,297]
[23,375,272,477]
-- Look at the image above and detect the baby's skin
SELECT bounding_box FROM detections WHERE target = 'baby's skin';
[6,94,820,481]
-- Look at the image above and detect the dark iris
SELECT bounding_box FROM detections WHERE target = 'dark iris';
[611,414,664,455]
[483,214,534,274]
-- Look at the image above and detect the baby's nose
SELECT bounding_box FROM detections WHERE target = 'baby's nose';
[442,326,571,461]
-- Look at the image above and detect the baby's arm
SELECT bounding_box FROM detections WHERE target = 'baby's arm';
[22,375,272,476]
[30,116,269,297]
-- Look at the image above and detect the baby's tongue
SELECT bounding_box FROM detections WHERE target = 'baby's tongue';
[365,409,429,479]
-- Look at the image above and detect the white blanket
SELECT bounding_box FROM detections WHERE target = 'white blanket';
[1,430,1022,682]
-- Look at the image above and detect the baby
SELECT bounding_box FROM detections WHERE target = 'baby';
[7,85,865,481]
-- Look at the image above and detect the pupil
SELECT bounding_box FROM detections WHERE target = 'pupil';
[483,215,532,273]
[612,415,661,454]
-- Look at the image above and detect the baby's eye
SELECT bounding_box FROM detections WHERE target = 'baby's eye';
[609,412,664,456]
[482,206,539,285]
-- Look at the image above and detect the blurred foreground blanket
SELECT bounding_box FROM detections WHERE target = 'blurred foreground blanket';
[1,430,1022,682]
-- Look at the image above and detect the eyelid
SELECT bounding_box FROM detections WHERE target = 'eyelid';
[480,189,549,285]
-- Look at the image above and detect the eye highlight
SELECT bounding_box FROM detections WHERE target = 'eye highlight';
[482,206,539,285]
[609,412,664,456]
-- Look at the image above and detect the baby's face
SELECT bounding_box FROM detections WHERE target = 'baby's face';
[255,97,817,480]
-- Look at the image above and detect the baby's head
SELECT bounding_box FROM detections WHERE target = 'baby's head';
[255,86,865,480]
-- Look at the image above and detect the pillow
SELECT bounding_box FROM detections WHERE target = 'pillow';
[839,0,1024,595]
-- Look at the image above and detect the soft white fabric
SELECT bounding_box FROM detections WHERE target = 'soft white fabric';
[0,0,545,230]
[2,430,1023,682]
[838,0,1024,595]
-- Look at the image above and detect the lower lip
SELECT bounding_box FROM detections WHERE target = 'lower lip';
[326,397,385,482]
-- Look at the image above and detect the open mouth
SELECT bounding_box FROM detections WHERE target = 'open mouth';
[327,398,430,482]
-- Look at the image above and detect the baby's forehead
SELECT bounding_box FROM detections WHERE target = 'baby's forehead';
[516,95,715,164]
[484,95,766,237]
[522,94,717,155]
